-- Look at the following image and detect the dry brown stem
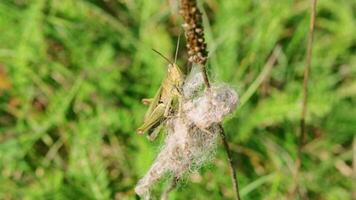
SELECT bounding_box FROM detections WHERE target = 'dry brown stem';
[219,124,241,200]
[288,0,317,199]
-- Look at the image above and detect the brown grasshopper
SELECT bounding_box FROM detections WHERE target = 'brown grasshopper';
[137,46,185,140]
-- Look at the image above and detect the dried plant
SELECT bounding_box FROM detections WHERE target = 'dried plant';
[135,69,238,199]
[180,0,208,65]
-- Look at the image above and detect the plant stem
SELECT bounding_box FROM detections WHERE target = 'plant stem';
[199,63,211,89]
[288,0,317,198]
[300,0,317,150]
[219,125,241,200]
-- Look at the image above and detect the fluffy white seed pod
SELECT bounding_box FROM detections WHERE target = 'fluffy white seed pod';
[183,85,238,129]
[135,118,220,199]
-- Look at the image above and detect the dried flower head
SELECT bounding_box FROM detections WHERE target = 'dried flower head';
[180,0,208,64]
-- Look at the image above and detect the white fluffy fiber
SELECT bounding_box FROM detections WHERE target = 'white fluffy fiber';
[183,85,238,129]
[135,118,220,199]
[135,66,238,199]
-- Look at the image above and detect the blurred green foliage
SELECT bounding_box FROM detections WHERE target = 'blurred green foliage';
[0,0,355,199]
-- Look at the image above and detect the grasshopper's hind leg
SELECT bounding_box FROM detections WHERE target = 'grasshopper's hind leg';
[173,85,184,117]
[147,122,164,141]
[164,98,173,117]
[137,103,166,135]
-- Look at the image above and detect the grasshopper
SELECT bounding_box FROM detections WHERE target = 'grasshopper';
[137,45,185,140]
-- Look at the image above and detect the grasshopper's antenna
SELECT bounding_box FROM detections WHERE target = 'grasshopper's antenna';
[152,49,174,65]
[174,33,181,64]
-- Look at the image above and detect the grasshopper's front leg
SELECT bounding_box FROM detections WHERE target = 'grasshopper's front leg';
[137,103,166,135]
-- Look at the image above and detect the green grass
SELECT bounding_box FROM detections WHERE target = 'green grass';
[0,0,355,199]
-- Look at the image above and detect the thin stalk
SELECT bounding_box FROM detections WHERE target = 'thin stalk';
[199,63,211,89]
[219,125,242,200]
[288,0,317,198]
[301,0,317,150]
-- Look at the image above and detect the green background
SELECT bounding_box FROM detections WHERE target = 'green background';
[0,0,355,199]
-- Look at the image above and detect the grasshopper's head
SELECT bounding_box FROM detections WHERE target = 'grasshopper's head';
[167,63,185,84]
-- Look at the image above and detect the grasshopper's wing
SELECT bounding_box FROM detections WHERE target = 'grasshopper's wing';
[137,103,166,135]
[144,86,163,121]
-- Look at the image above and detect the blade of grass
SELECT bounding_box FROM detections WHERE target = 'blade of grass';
[239,45,282,108]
